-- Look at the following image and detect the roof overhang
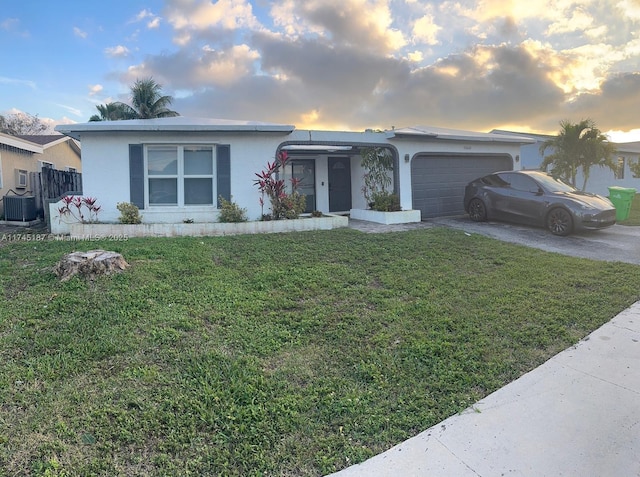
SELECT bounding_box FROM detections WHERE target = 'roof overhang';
[55,117,296,140]
[0,132,43,153]
[388,126,536,144]
[281,145,353,152]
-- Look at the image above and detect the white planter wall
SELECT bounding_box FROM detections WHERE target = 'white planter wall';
[67,214,348,238]
[349,208,421,224]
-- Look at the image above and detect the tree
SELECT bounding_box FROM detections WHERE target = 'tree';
[0,112,49,135]
[89,102,135,121]
[89,77,179,121]
[540,119,617,191]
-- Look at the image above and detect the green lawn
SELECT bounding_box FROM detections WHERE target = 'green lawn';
[2,228,640,476]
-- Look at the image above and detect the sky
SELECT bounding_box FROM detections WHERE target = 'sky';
[2,0,640,141]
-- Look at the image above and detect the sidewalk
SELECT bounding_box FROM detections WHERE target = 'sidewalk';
[328,302,640,477]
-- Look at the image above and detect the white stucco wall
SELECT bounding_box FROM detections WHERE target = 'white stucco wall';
[77,130,293,223]
[575,153,640,197]
[57,125,527,228]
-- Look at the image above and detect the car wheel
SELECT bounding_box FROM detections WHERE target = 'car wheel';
[547,208,573,236]
[468,198,487,222]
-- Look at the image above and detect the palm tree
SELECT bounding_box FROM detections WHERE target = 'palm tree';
[89,102,136,121]
[119,77,179,119]
[540,119,617,190]
[88,78,179,121]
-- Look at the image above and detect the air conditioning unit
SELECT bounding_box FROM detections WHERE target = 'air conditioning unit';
[4,196,37,222]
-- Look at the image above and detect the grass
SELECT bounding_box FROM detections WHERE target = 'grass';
[2,227,640,476]
[618,193,640,226]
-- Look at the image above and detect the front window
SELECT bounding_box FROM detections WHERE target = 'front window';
[281,159,315,213]
[147,145,214,206]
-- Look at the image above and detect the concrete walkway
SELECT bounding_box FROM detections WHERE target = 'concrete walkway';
[328,302,640,477]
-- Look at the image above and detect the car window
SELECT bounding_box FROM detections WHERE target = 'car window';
[531,173,576,193]
[482,174,509,187]
[505,174,541,193]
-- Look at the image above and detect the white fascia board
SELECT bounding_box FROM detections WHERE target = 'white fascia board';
[389,126,536,144]
[55,117,296,140]
[0,132,43,153]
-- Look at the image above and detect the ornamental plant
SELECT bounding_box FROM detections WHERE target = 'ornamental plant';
[116,202,142,224]
[58,196,101,224]
[360,147,399,210]
[254,151,306,220]
[218,196,248,223]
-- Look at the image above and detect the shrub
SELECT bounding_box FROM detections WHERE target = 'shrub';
[116,202,142,224]
[370,192,401,212]
[311,210,323,217]
[254,151,306,220]
[280,192,307,219]
[218,196,248,223]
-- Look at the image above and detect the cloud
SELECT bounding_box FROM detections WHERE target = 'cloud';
[165,0,261,38]
[564,73,640,131]
[132,8,161,29]
[88,84,103,96]
[270,0,406,53]
[1,17,29,37]
[105,45,131,58]
[124,43,260,89]
[73,27,88,39]
[1,18,19,30]
[94,0,640,137]
[412,12,441,45]
[617,0,640,20]
[0,76,36,89]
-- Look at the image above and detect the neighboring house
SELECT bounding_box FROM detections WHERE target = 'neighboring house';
[16,134,82,174]
[0,133,82,219]
[492,129,640,196]
[54,117,532,225]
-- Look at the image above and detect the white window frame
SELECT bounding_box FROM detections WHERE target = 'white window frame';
[144,145,216,207]
[65,166,78,173]
[39,160,54,170]
[15,169,28,189]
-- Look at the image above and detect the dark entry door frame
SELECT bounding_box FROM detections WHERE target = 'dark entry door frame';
[328,156,352,212]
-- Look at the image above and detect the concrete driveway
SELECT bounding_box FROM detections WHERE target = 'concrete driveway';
[430,216,640,265]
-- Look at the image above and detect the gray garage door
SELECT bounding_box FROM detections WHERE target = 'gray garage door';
[411,154,512,218]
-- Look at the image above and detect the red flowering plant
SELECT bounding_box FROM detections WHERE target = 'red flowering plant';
[254,151,306,220]
[58,196,102,224]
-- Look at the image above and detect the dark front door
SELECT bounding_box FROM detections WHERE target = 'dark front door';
[328,157,351,212]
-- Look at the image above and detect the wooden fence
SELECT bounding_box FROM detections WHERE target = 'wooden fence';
[31,168,83,222]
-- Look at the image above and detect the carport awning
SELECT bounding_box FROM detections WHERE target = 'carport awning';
[281,145,353,152]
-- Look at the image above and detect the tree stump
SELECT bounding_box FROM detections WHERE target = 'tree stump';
[54,250,129,282]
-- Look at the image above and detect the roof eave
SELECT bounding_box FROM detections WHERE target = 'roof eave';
[55,120,296,140]
[389,131,535,145]
[0,132,43,153]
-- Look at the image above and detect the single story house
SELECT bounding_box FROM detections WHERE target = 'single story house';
[53,117,532,227]
[492,130,640,196]
[0,133,81,219]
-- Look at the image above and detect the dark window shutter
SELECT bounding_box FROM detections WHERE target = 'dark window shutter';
[216,144,231,207]
[129,144,144,209]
